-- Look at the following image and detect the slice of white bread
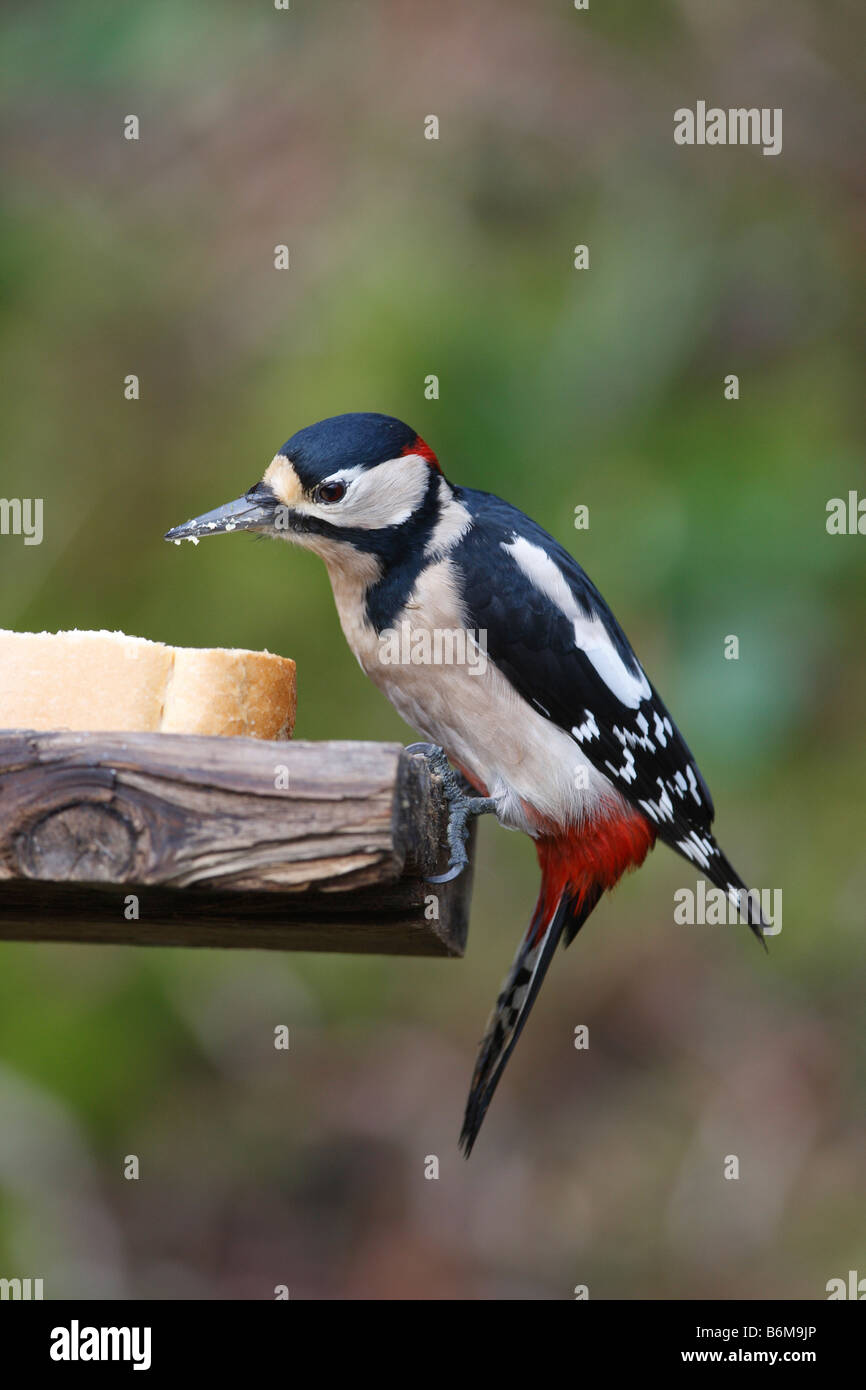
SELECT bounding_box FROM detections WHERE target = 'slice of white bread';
[0,629,296,739]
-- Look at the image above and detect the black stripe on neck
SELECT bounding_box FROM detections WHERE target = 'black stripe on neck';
[363,472,444,632]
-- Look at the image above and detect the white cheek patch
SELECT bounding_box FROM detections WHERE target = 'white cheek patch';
[293,454,432,530]
[317,464,366,488]
[501,535,651,709]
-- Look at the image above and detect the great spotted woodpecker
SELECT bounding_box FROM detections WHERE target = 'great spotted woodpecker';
[166,412,764,1153]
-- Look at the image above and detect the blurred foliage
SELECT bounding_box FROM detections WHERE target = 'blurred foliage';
[0,0,863,1298]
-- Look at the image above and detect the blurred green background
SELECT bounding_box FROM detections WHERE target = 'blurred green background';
[1,0,864,1299]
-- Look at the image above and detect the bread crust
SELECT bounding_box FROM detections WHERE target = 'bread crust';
[0,630,296,740]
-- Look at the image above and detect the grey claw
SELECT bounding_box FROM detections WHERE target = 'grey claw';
[427,861,466,885]
[406,743,495,883]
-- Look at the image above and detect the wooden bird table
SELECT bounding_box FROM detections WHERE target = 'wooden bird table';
[0,733,475,956]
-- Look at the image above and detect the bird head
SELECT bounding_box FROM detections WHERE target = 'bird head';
[164,412,445,567]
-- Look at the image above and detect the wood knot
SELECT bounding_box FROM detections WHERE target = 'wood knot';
[16,803,136,881]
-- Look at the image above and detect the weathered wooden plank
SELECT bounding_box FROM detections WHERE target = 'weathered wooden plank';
[0,733,475,956]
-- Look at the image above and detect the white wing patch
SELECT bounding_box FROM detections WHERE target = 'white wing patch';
[637,778,676,825]
[605,747,638,784]
[685,763,702,806]
[676,830,719,870]
[613,720,656,755]
[572,709,600,743]
[501,535,651,709]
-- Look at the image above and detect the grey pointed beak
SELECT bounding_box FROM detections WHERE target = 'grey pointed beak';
[164,486,278,544]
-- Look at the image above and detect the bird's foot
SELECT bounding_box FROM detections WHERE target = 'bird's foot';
[406,743,497,884]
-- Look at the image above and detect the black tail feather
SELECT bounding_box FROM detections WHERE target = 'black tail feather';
[459,884,602,1156]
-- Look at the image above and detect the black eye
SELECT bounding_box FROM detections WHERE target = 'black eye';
[315,481,346,504]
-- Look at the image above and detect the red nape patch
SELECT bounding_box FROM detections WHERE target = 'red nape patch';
[402,435,440,472]
[530,810,657,941]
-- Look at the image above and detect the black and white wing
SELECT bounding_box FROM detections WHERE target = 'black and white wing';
[455,489,727,876]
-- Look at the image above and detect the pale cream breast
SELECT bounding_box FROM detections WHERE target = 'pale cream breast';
[323,553,618,834]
